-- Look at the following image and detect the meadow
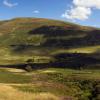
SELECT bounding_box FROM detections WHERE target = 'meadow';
[0,67,99,100]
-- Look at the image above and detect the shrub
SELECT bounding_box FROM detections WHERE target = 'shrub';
[25,65,33,72]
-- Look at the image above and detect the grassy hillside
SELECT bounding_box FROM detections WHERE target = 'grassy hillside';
[0,17,100,68]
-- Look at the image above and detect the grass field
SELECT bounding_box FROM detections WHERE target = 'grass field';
[0,67,99,100]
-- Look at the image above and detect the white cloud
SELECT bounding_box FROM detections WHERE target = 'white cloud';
[3,0,18,8]
[62,0,100,20]
[62,6,91,20]
[32,10,40,14]
[73,0,100,9]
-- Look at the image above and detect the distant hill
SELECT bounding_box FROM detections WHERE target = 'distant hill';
[0,17,100,69]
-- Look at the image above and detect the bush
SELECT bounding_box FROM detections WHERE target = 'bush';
[25,65,33,72]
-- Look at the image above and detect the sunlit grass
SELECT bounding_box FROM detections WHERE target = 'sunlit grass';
[52,45,100,54]
[0,68,31,83]
[0,85,59,100]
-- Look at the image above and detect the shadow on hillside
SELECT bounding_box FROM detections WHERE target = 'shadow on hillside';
[52,53,100,69]
[28,26,100,48]
[0,64,27,70]
[10,44,35,53]
[9,26,100,54]
[41,30,100,48]
[0,53,100,71]
[29,25,100,35]
[29,25,85,36]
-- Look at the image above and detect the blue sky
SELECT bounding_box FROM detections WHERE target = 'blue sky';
[0,0,100,27]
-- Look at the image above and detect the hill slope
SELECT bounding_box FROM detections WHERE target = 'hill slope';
[0,18,100,69]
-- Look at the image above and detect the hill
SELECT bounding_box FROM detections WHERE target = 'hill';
[0,18,100,69]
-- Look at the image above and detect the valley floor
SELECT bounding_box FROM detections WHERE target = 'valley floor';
[0,67,100,100]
